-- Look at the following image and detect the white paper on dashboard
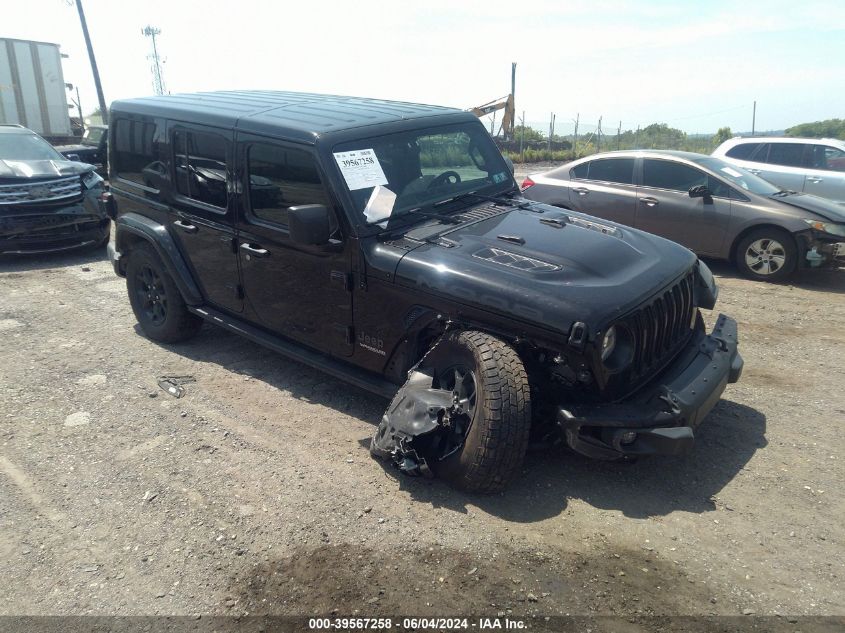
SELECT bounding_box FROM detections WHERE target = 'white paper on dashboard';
[363,185,397,227]
[333,148,388,190]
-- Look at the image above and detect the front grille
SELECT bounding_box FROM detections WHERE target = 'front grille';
[624,272,695,378]
[0,176,82,205]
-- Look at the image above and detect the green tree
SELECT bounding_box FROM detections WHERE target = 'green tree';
[513,124,545,143]
[786,119,845,140]
[713,126,733,146]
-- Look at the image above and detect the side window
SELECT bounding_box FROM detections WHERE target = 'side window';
[748,143,770,162]
[725,143,760,160]
[113,118,160,188]
[585,158,635,185]
[246,143,331,228]
[642,160,707,192]
[173,129,229,208]
[765,143,805,168]
[571,162,589,179]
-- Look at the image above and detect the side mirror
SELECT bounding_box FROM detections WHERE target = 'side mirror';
[67,153,81,162]
[688,185,712,201]
[504,156,515,175]
[288,204,331,246]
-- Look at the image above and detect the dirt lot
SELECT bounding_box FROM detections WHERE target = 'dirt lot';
[1,244,843,623]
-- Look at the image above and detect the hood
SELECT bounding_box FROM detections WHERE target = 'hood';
[0,159,95,182]
[770,192,845,223]
[377,202,697,336]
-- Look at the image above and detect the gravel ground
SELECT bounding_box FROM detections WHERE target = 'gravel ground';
[1,245,843,621]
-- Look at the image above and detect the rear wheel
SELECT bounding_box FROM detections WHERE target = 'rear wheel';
[736,228,797,281]
[125,244,202,343]
[426,331,532,493]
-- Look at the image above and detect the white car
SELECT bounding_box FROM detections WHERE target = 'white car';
[712,136,845,204]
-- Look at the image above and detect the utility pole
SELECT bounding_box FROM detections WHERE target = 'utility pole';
[617,120,622,150]
[573,113,579,157]
[143,25,167,96]
[519,111,525,162]
[75,86,83,130]
[595,117,601,153]
[751,100,757,136]
[635,125,640,148]
[510,62,516,141]
[75,0,107,117]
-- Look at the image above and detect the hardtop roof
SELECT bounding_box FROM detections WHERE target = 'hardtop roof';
[110,91,474,143]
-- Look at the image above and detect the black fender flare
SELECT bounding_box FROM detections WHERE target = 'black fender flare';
[115,213,203,306]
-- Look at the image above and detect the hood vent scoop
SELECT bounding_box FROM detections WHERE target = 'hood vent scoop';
[473,246,560,272]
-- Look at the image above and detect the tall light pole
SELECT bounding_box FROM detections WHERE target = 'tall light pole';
[142,25,167,96]
[75,0,108,117]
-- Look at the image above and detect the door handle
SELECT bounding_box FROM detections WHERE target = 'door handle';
[173,219,198,233]
[746,168,761,175]
[807,176,824,183]
[572,187,590,196]
[640,197,659,207]
[239,243,269,258]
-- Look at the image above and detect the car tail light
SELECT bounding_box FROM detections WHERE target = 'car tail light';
[521,176,535,191]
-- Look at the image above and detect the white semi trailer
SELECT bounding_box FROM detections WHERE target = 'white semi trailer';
[0,37,73,140]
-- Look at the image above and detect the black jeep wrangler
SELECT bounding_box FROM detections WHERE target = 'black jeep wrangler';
[105,91,743,493]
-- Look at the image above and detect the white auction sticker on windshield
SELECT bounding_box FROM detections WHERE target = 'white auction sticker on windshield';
[333,149,388,191]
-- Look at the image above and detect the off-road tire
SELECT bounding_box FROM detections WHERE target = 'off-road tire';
[735,227,797,282]
[125,243,203,343]
[429,330,531,493]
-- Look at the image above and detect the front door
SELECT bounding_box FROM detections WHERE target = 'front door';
[168,124,243,313]
[235,136,353,356]
[635,158,731,256]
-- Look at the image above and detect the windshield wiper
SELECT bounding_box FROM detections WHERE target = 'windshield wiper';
[448,188,545,213]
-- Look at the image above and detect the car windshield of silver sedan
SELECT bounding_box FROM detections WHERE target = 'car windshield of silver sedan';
[692,156,780,196]
[332,122,512,226]
[0,132,65,162]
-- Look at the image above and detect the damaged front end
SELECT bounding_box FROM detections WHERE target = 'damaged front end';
[370,362,473,477]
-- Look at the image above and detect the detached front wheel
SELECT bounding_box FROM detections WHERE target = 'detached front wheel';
[425,331,532,493]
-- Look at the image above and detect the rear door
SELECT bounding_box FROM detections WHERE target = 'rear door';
[754,142,808,192]
[804,144,845,203]
[234,135,354,356]
[566,157,637,226]
[635,158,731,256]
[167,124,243,313]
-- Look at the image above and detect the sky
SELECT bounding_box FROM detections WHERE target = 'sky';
[3,0,844,136]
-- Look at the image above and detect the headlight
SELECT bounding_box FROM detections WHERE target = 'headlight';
[601,326,617,361]
[803,219,845,237]
[81,170,103,190]
[599,324,634,371]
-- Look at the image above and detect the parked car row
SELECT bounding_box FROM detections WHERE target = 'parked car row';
[522,148,845,281]
[2,92,840,493]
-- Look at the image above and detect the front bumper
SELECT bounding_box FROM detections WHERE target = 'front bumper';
[0,196,110,256]
[557,314,743,459]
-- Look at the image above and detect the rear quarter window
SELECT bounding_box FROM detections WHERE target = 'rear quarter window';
[113,118,162,189]
[571,158,635,184]
[725,143,760,160]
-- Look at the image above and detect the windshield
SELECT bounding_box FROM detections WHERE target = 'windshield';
[691,156,781,196]
[83,127,105,145]
[332,122,513,226]
[0,132,65,161]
